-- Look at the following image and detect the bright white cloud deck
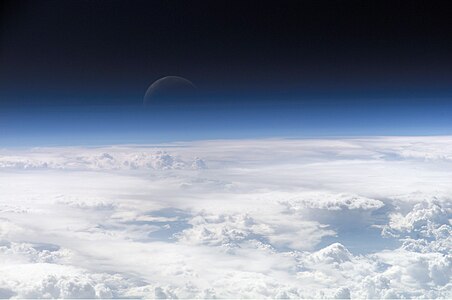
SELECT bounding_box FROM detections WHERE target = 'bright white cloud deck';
[0,137,451,298]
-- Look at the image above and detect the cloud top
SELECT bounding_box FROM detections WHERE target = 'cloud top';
[0,137,451,298]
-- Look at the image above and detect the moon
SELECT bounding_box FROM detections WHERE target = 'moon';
[143,76,197,106]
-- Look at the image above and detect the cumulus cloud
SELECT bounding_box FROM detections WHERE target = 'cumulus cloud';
[0,137,451,298]
[176,212,334,251]
[0,149,206,171]
[279,192,385,211]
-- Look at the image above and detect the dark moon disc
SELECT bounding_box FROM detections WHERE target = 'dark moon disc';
[143,76,197,106]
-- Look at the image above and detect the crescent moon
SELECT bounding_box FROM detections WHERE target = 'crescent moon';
[144,76,196,106]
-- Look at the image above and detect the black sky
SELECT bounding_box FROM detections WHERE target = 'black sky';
[1,0,452,106]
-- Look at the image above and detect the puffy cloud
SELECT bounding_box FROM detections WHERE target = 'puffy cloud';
[0,149,205,171]
[385,201,450,235]
[0,137,451,298]
[279,192,384,211]
[382,200,451,255]
[309,243,352,264]
[177,212,334,251]
[0,264,138,298]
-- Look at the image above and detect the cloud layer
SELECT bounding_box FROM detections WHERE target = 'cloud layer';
[0,137,451,298]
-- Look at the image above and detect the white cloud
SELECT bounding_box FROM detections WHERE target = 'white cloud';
[0,149,206,171]
[279,191,385,211]
[0,137,451,298]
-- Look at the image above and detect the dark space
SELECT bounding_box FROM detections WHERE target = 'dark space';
[1,0,452,106]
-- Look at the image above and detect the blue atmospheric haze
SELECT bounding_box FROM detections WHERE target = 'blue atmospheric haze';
[0,97,451,146]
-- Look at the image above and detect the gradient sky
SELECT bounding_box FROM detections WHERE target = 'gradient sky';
[1,0,451,145]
